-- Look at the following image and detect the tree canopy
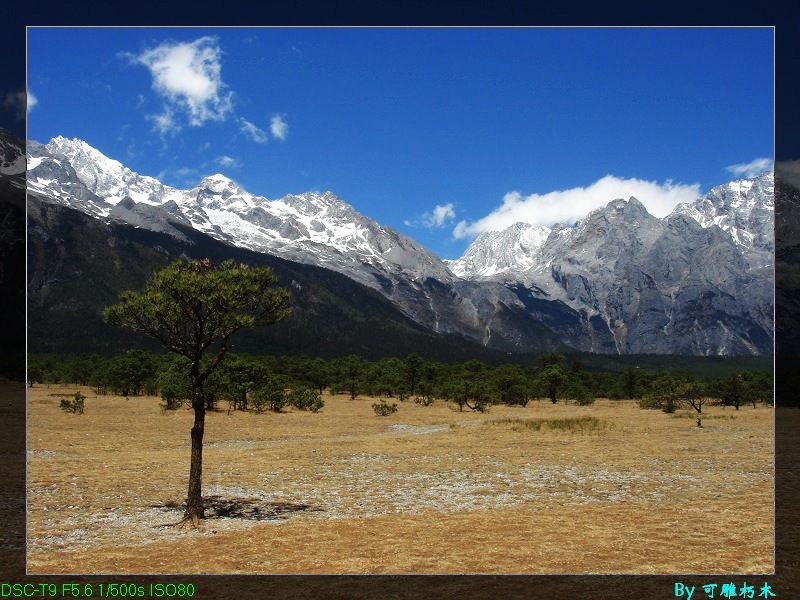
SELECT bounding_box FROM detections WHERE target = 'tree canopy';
[105,258,291,369]
[104,258,291,524]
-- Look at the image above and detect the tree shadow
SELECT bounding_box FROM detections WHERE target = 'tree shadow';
[152,495,321,522]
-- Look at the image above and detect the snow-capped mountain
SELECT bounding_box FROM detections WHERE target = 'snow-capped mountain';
[28,136,453,286]
[27,137,549,350]
[25,135,774,355]
[447,223,551,278]
[448,174,774,355]
[449,173,774,281]
[670,173,774,254]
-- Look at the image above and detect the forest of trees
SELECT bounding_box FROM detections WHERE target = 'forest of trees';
[29,350,774,415]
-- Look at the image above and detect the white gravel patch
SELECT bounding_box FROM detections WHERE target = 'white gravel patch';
[27,452,772,556]
[387,423,450,435]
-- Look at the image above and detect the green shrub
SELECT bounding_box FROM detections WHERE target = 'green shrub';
[59,391,85,414]
[638,394,680,413]
[569,382,595,405]
[252,377,288,413]
[288,388,325,412]
[154,355,191,409]
[372,399,398,416]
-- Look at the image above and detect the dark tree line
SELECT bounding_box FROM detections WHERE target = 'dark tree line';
[29,350,774,413]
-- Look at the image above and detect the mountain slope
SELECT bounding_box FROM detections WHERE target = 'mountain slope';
[27,137,565,353]
[25,134,774,356]
[27,193,537,362]
[449,178,774,355]
[449,174,774,280]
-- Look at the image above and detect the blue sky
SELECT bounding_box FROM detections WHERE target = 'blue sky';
[27,27,774,259]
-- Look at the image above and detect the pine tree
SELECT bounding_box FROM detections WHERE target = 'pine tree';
[105,258,291,525]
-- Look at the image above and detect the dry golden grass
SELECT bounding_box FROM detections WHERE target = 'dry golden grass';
[26,385,774,575]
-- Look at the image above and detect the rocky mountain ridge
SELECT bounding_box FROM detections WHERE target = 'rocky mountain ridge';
[28,137,454,285]
[448,173,774,279]
[25,134,774,355]
[446,175,774,355]
[28,136,561,352]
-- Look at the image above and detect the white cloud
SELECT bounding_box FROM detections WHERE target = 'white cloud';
[26,90,37,113]
[127,36,233,132]
[726,157,773,179]
[148,106,178,136]
[216,155,240,168]
[157,166,200,188]
[424,203,456,228]
[405,203,457,229]
[452,175,703,239]
[3,89,31,120]
[240,118,268,144]
[270,114,288,141]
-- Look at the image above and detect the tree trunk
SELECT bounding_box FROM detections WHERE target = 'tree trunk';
[186,376,206,524]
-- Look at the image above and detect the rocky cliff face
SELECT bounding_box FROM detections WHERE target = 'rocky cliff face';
[25,134,774,355]
[26,136,565,353]
[449,175,774,355]
[447,223,551,278]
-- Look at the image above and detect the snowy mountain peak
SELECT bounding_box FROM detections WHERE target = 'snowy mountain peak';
[39,136,182,208]
[22,134,774,357]
[46,136,126,179]
[46,135,89,154]
[669,171,774,251]
[188,174,260,211]
[198,173,238,188]
[27,135,455,293]
[585,196,652,223]
[447,222,550,278]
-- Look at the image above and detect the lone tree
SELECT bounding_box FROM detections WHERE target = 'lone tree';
[104,258,291,525]
[680,381,709,427]
[536,364,567,403]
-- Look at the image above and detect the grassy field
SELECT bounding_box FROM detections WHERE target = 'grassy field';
[26,385,774,575]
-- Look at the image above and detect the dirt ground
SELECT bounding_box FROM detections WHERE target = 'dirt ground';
[26,385,774,575]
